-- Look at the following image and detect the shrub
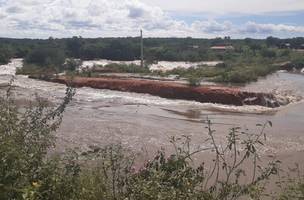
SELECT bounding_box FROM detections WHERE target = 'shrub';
[16,63,57,77]
[18,47,67,76]
[125,120,280,200]
[165,67,225,80]
[215,64,278,84]
[1,80,302,200]
[291,59,304,70]
[277,164,304,199]
[187,75,202,87]
[0,47,13,65]
[100,63,150,74]
[25,47,66,70]
[0,82,75,199]
[64,58,82,71]
[215,62,228,68]
[261,49,276,58]
[217,70,258,83]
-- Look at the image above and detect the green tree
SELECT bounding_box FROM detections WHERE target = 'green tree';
[266,36,280,47]
[0,47,13,65]
[66,36,84,58]
[64,58,82,71]
[261,48,276,58]
[25,47,66,70]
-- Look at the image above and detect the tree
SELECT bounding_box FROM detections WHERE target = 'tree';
[66,36,84,58]
[80,45,101,60]
[102,40,137,61]
[261,48,276,58]
[64,58,82,71]
[25,47,66,70]
[0,47,13,65]
[266,36,280,47]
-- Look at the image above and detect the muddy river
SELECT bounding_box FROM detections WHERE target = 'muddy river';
[1,59,304,157]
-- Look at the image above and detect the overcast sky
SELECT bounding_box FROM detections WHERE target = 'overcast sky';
[0,0,303,39]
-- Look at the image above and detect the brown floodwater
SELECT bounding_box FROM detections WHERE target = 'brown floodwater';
[1,60,304,157]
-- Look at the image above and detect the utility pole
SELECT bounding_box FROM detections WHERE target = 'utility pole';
[140,29,144,68]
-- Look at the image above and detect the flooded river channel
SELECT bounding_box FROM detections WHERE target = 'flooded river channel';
[1,59,304,157]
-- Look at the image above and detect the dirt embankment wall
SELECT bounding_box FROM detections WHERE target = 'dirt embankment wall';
[45,76,280,108]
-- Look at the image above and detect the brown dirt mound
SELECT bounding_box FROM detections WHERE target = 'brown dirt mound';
[47,76,280,108]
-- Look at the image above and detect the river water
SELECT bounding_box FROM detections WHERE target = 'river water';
[81,59,222,71]
[1,59,304,156]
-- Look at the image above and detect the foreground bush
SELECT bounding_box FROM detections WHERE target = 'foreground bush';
[277,164,304,200]
[0,81,303,200]
[0,82,75,199]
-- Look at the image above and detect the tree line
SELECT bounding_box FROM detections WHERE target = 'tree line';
[0,36,304,66]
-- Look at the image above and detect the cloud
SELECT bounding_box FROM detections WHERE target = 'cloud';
[192,20,232,33]
[0,0,303,38]
[128,4,146,18]
[0,0,189,38]
[243,21,304,34]
[6,6,25,13]
[0,9,6,18]
[66,20,98,29]
[141,0,304,14]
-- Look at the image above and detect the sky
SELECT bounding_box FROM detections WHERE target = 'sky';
[0,0,304,39]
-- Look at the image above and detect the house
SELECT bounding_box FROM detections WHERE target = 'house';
[210,45,234,51]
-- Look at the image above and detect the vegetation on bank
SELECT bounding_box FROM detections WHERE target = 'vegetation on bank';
[2,36,303,84]
[56,47,303,85]
[16,50,82,78]
[1,83,304,199]
[1,36,304,63]
[0,46,13,65]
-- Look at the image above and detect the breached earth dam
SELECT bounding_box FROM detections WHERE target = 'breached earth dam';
[1,59,304,156]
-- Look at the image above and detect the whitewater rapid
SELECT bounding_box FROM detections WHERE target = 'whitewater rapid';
[81,59,223,71]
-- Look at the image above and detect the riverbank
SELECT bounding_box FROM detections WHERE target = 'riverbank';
[36,75,283,108]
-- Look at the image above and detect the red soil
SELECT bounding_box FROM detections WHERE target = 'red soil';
[49,76,279,107]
